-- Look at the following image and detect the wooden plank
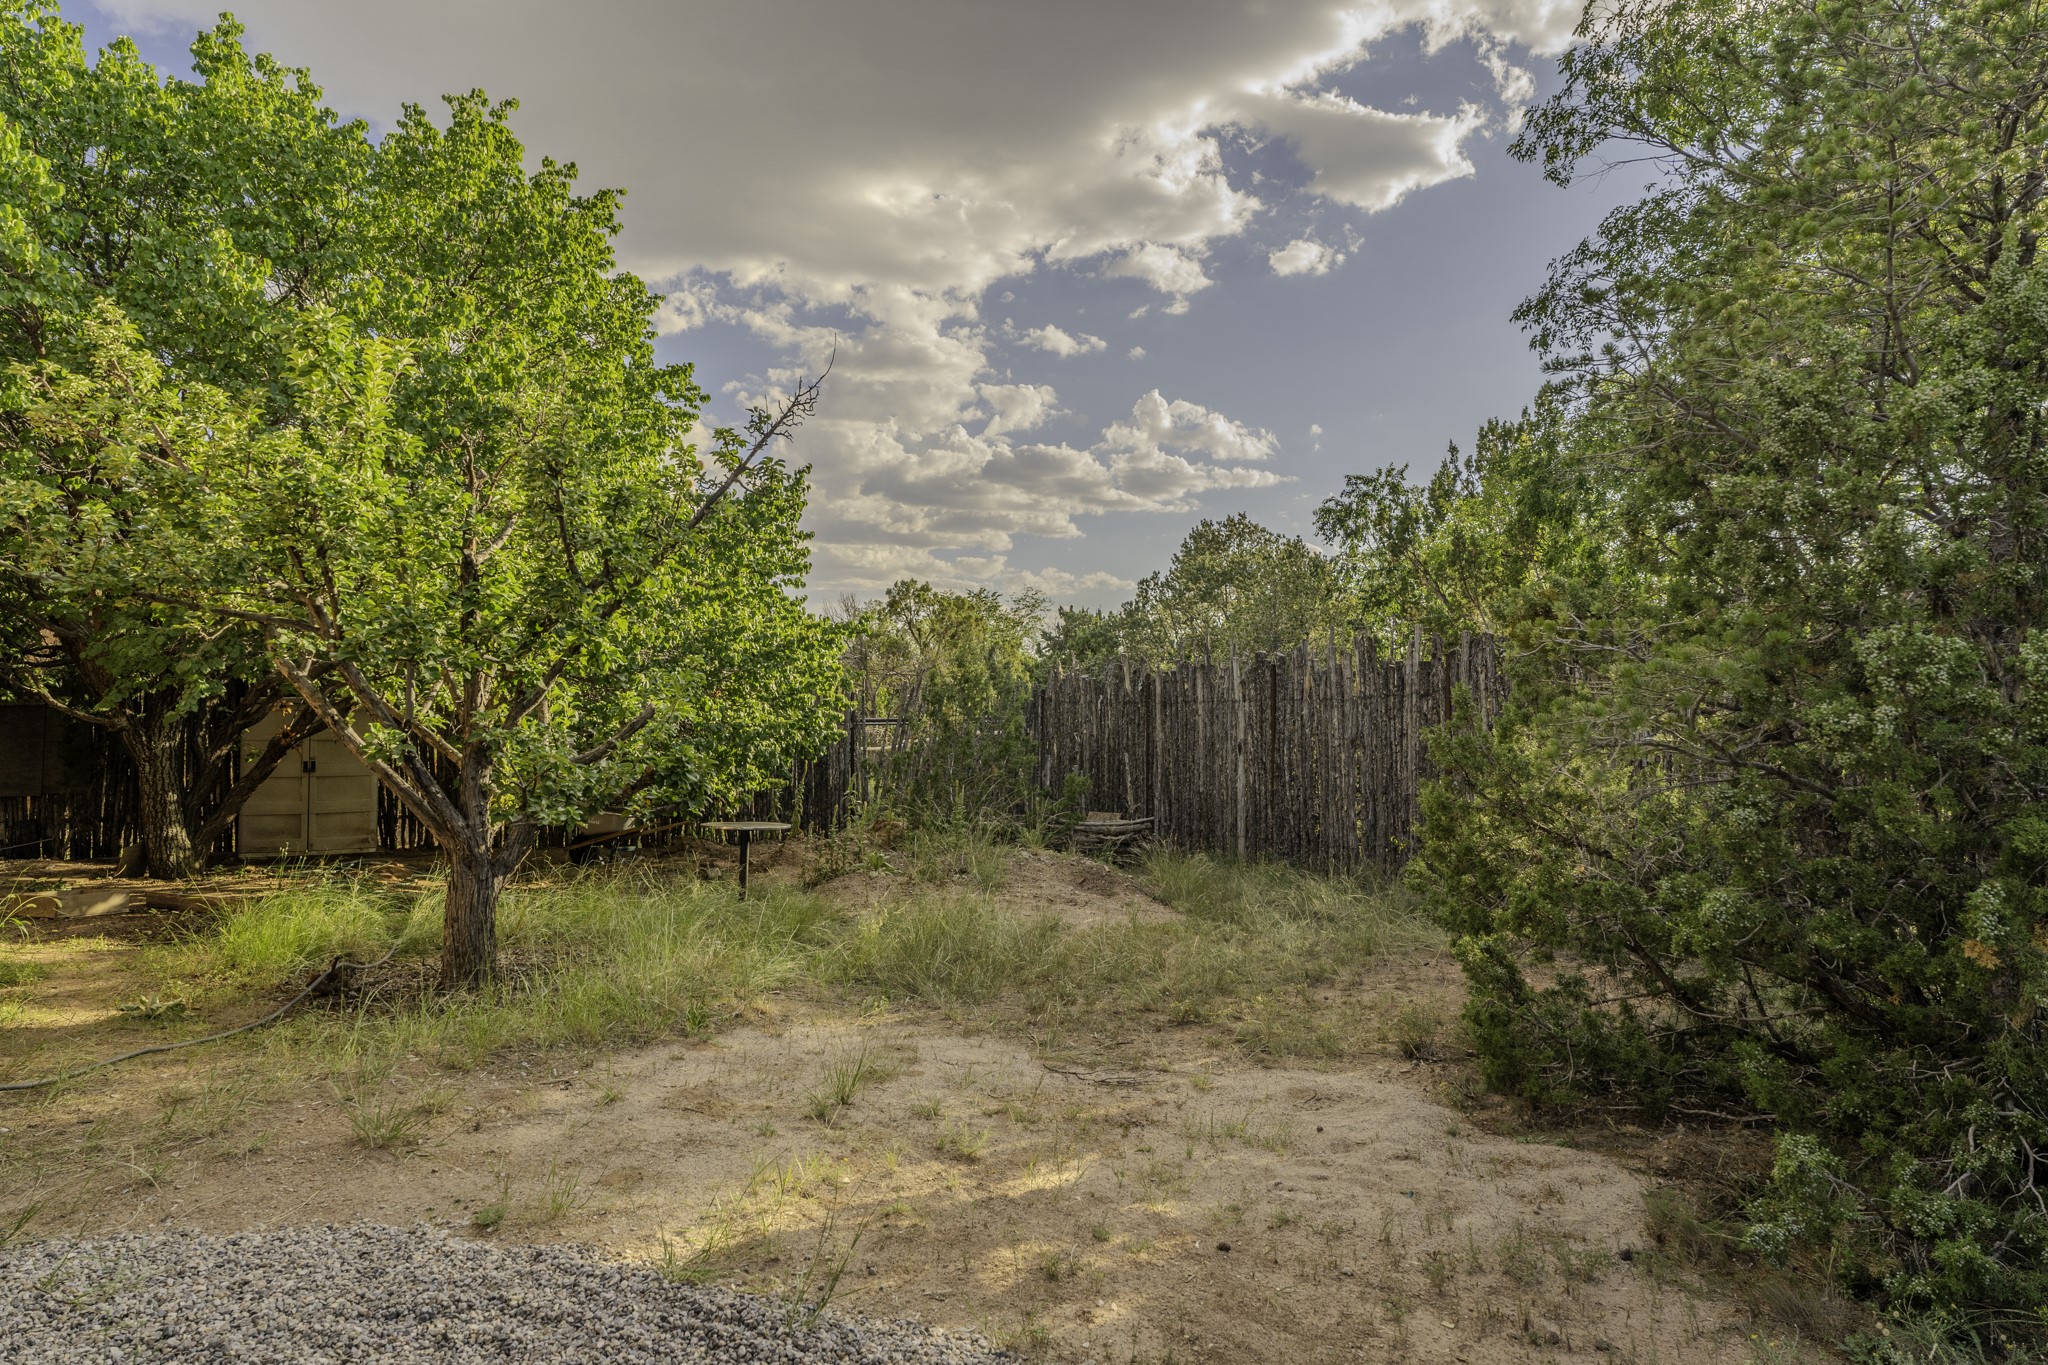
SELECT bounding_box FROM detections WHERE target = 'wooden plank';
[1231,649,1246,862]
[1155,671,1171,826]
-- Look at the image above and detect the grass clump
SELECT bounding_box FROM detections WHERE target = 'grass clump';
[902,822,1010,893]
[346,1095,432,1151]
[936,1121,989,1161]
[1144,850,1426,942]
[256,874,840,1071]
[471,1175,511,1232]
[1392,1002,1446,1060]
[829,897,1054,1004]
[535,1161,585,1222]
[205,880,429,983]
[828,850,1434,1048]
[28,845,1432,1086]
[116,994,190,1023]
[805,1044,888,1125]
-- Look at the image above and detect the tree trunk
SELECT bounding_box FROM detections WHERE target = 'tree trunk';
[437,816,539,990]
[440,839,505,990]
[122,719,198,880]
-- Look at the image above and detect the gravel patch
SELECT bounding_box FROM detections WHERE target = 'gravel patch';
[0,1223,1015,1363]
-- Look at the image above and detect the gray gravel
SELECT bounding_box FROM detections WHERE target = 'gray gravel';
[0,1223,1015,1363]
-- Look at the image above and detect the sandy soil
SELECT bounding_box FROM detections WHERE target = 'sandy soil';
[1,853,1779,1364]
[5,1018,1768,1363]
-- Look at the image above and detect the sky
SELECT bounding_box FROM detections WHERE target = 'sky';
[76,0,1641,607]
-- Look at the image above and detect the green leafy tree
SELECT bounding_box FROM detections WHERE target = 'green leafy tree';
[2,6,845,981]
[1419,0,2048,1326]
[0,7,357,875]
[1313,399,1617,642]
[1,307,326,871]
[1115,513,1350,663]
[1035,604,1126,676]
[187,91,843,988]
[844,580,1040,817]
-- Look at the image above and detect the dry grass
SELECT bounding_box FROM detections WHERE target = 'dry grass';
[2,844,1436,1093]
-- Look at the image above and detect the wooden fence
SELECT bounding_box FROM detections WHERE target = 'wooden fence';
[753,632,1505,873]
[1032,633,1504,873]
[0,702,136,860]
[7,631,1502,870]
[731,714,921,830]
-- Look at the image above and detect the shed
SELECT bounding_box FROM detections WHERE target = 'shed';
[237,710,380,855]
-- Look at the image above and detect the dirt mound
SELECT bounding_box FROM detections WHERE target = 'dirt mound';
[814,848,1176,929]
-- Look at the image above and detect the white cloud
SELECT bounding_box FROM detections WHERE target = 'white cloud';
[1128,346,1146,360]
[978,382,1059,438]
[652,278,720,334]
[1102,390,1282,465]
[795,390,1289,591]
[1237,89,1487,212]
[1479,41,1540,134]
[1269,237,1345,276]
[1309,423,1324,436]
[1016,324,1108,357]
[103,0,1580,596]
[1104,242,1213,298]
[1008,566,1137,595]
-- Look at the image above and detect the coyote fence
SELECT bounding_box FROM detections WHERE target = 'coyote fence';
[1032,633,1505,874]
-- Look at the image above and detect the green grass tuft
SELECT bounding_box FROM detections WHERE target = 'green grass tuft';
[200,880,427,983]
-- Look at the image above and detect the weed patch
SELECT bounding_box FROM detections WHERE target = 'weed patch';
[345,1094,431,1152]
[7,850,1435,1091]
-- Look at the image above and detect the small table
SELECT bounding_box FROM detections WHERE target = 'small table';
[701,821,792,898]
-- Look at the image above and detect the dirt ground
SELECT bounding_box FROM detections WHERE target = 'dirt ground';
[0,855,1792,1364]
[816,847,1178,928]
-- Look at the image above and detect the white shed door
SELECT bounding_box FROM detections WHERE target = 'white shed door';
[304,732,379,852]
[238,714,380,855]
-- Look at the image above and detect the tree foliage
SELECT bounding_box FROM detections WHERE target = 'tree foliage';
[0,7,846,983]
[1035,514,1354,670]
[842,581,1041,819]
[1120,513,1349,661]
[1417,0,2048,1328]
[1313,399,1617,642]
[0,7,358,872]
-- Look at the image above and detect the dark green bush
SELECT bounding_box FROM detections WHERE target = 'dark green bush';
[1415,0,2048,1337]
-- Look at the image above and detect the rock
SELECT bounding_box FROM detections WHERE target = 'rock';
[6,887,142,919]
[1524,1312,1564,1346]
